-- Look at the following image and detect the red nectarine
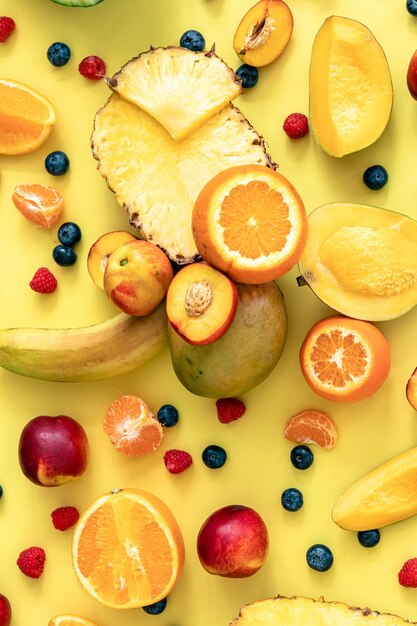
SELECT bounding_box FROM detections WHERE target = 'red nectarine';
[0,594,11,626]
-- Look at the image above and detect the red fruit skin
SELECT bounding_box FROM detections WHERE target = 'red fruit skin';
[0,594,11,626]
[196,504,269,578]
[18,415,89,487]
[407,50,417,100]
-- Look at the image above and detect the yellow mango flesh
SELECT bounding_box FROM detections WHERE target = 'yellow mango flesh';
[309,16,393,157]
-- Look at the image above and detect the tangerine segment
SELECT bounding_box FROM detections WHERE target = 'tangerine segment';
[284,409,337,449]
[300,315,390,403]
[192,164,307,284]
[48,616,99,626]
[72,488,185,609]
[12,183,64,228]
[0,79,56,155]
[103,394,163,456]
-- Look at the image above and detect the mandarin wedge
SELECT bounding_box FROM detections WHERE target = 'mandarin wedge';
[284,409,337,449]
[299,316,390,403]
[72,488,185,608]
[48,616,99,626]
[12,183,64,229]
[192,165,307,284]
[0,79,56,155]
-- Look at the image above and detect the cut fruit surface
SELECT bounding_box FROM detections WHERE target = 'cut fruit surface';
[108,47,242,141]
[72,488,185,608]
[166,263,238,345]
[284,409,337,449]
[406,367,417,411]
[48,616,99,626]
[309,16,392,157]
[12,183,64,229]
[300,316,390,403]
[230,595,416,625]
[103,394,163,456]
[92,95,274,264]
[0,79,56,155]
[192,164,307,284]
[332,446,417,530]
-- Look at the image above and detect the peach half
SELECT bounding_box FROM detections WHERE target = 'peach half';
[233,0,293,67]
[166,263,238,346]
[406,367,417,410]
[87,230,137,289]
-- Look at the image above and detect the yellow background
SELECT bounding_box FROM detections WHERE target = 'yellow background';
[1,0,417,624]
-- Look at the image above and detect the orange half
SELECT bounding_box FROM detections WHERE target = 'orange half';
[71,488,185,609]
[12,183,64,228]
[48,616,99,626]
[0,79,56,155]
[192,164,307,284]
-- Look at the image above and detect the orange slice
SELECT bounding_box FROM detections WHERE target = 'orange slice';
[0,79,56,155]
[12,183,64,228]
[48,616,99,626]
[103,394,163,456]
[284,409,337,448]
[299,315,390,403]
[192,164,307,284]
[71,488,185,608]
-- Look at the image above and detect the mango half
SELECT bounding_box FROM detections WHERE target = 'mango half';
[309,16,393,157]
[298,203,417,321]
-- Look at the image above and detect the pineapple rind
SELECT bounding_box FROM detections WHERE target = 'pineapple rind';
[108,47,243,141]
[92,94,275,264]
[230,595,416,626]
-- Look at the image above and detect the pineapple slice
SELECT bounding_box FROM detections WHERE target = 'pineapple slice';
[230,596,415,626]
[92,94,274,264]
[107,47,243,141]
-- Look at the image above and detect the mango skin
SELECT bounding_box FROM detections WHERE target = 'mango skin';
[168,282,287,398]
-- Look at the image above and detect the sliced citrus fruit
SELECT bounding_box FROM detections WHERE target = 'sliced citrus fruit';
[0,79,56,155]
[284,409,337,449]
[332,446,417,530]
[103,394,164,456]
[48,615,99,626]
[12,183,64,228]
[299,315,390,403]
[192,164,307,284]
[71,488,185,608]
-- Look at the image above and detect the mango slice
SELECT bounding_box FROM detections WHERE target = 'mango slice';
[332,446,417,531]
[309,16,393,157]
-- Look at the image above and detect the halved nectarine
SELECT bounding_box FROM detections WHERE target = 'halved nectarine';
[166,263,237,345]
[87,230,137,289]
[233,0,293,67]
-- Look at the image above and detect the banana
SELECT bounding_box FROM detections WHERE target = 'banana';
[0,303,168,382]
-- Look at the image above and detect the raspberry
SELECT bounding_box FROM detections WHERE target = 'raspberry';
[216,397,246,424]
[163,449,193,474]
[16,546,46,578]
[78,55,106,80]
[398,558,417,587]
[0,17,15,43]
[29,267,58,294]
[51,506,80,531]
[283,112,309,139]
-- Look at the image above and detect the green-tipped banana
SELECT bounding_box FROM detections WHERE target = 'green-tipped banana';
[0,304,168,382]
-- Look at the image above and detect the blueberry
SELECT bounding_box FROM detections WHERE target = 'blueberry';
[362,164,388,190]
[180,29,205,52]
[236,64,259,88]
[357,529,380,548]
[306,544,334,572]
[0,485,3,499]
[47,41,71,67]
[53,244,77,266]
[157,404,179,427]
[407,0,417,15]
[290,445,314,470]
[58,222,82,247]
[202,444,227,469]
[143,597,167,615]
[45,151,70,176]
[281,487,304,512]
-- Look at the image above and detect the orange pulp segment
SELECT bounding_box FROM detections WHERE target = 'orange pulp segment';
[48,616,99,626]
[71,488,185,608]
[284,409,337,449]
[0,79,56,155]
[192,164,307,284]
[12,183,64,228]
[103,394,163,456]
